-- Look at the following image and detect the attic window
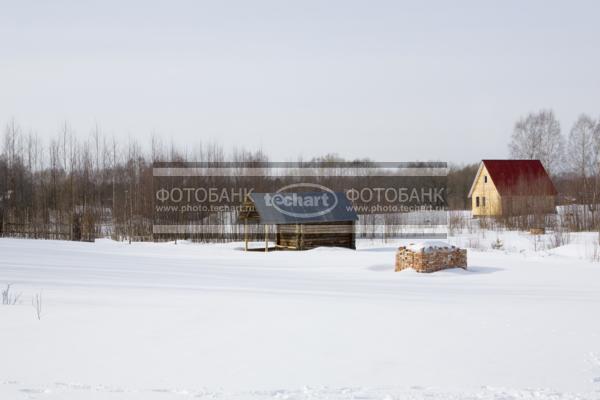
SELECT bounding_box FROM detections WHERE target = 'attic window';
[484,176,488,183]
[476,196,480,207]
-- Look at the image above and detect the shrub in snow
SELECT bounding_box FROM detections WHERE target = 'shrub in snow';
[32,291,43,320]
[466,237,485,250]
[2,283,21,305]
[529,233,545,252]
[547,228,570,249]
[491,238,504,250]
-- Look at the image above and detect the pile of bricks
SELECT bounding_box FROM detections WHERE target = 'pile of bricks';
[395,243,467,273]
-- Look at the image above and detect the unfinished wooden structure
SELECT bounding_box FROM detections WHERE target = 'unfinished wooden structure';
[395,242,467,273]
[240,192,358,251]
[468,159,557,217]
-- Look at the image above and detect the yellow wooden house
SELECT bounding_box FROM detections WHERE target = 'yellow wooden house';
[468,160,557,217]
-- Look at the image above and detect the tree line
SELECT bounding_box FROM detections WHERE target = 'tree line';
[508,109,600,230]
[1,111,599,242]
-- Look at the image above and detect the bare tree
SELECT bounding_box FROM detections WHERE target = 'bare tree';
[567,114,597,180]
[567,114,600,228]
[509,109,564,175]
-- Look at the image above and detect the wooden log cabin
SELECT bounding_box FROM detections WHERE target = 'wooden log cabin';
[240,192,358,250]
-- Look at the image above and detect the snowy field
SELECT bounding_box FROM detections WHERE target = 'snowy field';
[1,232,600,400]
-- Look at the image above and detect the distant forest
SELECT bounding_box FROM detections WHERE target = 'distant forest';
[1,108,599,241]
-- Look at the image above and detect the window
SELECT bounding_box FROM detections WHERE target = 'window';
[476,196,480,207]
[482,196,486,207]
[484,175,488,183]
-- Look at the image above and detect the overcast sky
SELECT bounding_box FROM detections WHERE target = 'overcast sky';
[1,0,599,164]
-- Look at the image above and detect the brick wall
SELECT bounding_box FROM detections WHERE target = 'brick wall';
[395,246,467,273]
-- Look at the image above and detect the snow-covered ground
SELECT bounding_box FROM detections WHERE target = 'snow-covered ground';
[1,231,600,399]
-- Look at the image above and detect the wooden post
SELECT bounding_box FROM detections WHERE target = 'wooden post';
[265,224,269,253]
[244,219,248,251]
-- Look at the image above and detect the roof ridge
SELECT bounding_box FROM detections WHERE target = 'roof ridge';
[479,159,556,196]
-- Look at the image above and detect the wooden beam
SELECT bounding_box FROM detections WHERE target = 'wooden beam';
[265,224,269,253]
[244,219,248,251]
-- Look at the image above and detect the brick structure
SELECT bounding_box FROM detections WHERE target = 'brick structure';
[395,241,467,273]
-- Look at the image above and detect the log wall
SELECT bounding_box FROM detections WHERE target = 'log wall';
[276,221,355,250]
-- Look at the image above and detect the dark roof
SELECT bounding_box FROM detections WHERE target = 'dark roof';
[245,192,358,224]
[481,159,557,196]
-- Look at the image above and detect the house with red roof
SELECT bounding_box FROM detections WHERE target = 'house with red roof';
[468,160,557,217]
